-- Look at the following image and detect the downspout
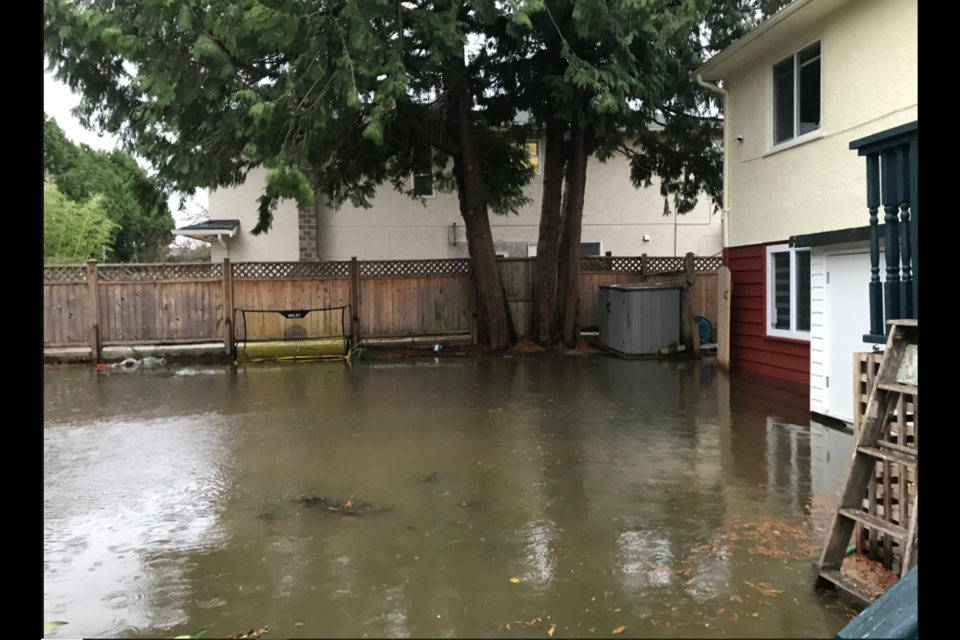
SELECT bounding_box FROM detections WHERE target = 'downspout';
[216,234,229,259]
[695,74,730,250]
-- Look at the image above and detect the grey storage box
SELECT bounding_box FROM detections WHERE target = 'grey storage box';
[598,284,681,355]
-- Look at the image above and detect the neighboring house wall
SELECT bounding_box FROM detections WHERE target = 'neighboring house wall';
[208,140,721,262]
[207,167,302,262]
[721,0,916,387]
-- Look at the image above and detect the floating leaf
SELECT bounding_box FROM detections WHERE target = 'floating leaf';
[506,624,511,631]
[509,577,520,583]
[44,622,68,629]
[730,595,743,603]
[612,626,626,634]
[717,608,725,615]
[548,624,556,636]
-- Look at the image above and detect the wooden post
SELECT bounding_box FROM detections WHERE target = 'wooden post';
[641,253,649,281]
[349,257,361,344]
[680,252,700,358]
[86,259,101,364]
[717,265,731,371]
[222,258,234,356]
[902,493,918,573]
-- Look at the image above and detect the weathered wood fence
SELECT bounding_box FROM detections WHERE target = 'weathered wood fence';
[43,255,722,359]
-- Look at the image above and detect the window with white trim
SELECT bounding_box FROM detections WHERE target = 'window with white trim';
[772,41,821,146]
[412,172,435,198]
[766,244,811,340]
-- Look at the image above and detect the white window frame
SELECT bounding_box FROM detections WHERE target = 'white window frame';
[766,243,811,341]
[411,173,435,198]
[771,40,822,149]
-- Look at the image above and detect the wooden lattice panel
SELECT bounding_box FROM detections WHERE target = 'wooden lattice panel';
[43,265,87,283]
[232,261,350,280]
[579,257,645,272]
[646,257,686,273]
[98,263,223,281]
[695,257,723,271]
[853,351,917,574]
[359,259,471,279]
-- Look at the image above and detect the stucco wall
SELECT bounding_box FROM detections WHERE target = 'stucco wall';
[209,143,721,262]
[208,167,301,262]
[724,0,917,248]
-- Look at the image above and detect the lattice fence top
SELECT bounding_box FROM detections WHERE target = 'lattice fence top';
[43,265,88,283]
[98,263,223,281]
[359,259,472,278]
[645,257,687,273]
[695,256,723,271]
[580,257,644,272]
[232,261,351,280]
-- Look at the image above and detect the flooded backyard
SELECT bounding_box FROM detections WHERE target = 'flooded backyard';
[44,355,859,638]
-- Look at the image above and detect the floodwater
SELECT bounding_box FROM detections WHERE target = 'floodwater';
[44,356,859,638]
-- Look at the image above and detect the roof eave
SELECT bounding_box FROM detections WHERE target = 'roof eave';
[691,0,819,81]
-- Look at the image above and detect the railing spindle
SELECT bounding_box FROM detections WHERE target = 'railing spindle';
[866,153,884,338]
[880,149,901,326]
[897,145,913,319]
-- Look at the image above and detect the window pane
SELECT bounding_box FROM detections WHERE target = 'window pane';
[798,42,820,65]
[795,251,811,332]
[773,58,795,144]
[580,242,601,257]
[524,142,539,173]
[798,57,820,135]
[773,252,791,330]
[413,174,433,197]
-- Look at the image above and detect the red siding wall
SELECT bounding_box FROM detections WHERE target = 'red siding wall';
[724,243,810,386]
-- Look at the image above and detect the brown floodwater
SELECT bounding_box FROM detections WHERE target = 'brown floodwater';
[44,355,858,638]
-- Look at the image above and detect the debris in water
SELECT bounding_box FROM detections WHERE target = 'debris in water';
[730,595,743,603]
[421,472,438,483]
[225,627,268,639]
[839,553,899,601]
[548,624,556,636]
[744,581,782,597]
[509,577,520,584]
[612,626,626,634]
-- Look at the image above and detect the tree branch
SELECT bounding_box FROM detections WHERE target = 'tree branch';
[397,100,461,157]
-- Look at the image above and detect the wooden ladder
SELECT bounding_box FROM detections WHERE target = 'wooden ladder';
[817,319,918,604]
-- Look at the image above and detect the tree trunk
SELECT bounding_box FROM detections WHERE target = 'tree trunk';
[559,120,588,347]
[531,119,567,347]
[452,81,515,352]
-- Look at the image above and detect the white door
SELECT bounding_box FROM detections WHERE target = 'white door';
[824,252,881,423]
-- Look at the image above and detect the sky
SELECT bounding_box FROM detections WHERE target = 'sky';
[44,68,209,247]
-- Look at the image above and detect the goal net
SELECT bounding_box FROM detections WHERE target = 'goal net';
[233,306,351,362]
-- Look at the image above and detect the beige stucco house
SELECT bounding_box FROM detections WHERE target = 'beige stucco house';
[693,0,916,423]
[177,134,722,262]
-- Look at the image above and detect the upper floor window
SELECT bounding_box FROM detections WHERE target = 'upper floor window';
[412,173,434,198]
[524,141,540,173]
[773,41,821,146]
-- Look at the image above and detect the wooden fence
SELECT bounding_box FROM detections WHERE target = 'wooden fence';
[43,255,722,358]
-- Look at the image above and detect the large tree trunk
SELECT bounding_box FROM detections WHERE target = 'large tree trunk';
[452,81,515,352]
[558,120,588,347]
[531,119,567,347]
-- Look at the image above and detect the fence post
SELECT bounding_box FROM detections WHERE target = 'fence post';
[680,252,701,358]
[86,259,101,364]
[641,253,649,281]
[350,257,361,344]
[222,258,234,357]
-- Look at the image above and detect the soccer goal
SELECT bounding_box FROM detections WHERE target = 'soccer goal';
[233,305,352,363]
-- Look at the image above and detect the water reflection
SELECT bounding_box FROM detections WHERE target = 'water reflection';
[44,359,858,638]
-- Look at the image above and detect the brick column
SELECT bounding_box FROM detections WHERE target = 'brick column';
[298,204,319,261]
